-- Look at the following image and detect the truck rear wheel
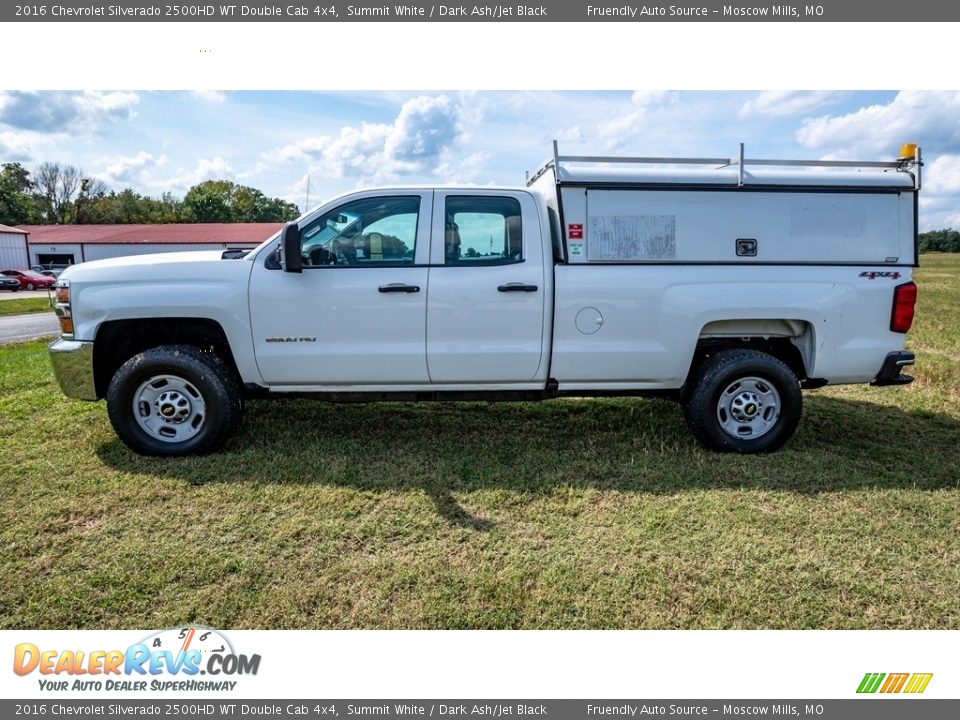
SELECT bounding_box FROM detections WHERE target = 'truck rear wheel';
[683,349,801,453]
[106,345,242,456]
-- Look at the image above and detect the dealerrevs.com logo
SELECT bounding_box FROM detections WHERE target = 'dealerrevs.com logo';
[13,627,260,693]
[857,672,933,694]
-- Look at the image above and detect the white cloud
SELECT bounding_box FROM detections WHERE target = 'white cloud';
[264,95,466,183]
[98,151,167,185]
[941,210,960,228]
[0,130,53,162]
[190,91,227,103]
[153,157,233,192]
[386,95,461,169]
[925,154,960,195]
[435,151,491,184]
[555,126,582,143]
[739,91,840,118]
[915,157,960,230]
[268,137,328,165]
[0,91,139,134]
[790,92,960,230]
[797,91,960,157]
[919,198,960,230]
[451,90,487,141]
[631,90,678,106]
[282,173,312,209]
[597,91,678,149]
[325,123,393,177]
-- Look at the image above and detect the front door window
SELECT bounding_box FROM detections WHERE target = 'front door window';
[300,196,420,267]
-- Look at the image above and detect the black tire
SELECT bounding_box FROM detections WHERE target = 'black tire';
[683,349,802,453]
[106,345,242,456]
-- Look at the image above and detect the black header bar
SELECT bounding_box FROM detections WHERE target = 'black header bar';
[5,0,960,22]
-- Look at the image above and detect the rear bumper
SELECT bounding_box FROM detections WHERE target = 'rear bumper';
[871,350,915,387]
[48,338,97,400]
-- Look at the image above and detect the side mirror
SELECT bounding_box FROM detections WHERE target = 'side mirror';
[279,222,302,273]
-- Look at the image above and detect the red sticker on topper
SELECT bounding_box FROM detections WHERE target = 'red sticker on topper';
[568,223,583,239]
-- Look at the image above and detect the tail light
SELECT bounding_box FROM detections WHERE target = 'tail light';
[890,281,917,333]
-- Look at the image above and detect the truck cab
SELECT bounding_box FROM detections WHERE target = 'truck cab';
[250,187,552,389]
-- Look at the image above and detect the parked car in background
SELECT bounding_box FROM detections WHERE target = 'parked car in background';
[1,269,57,291]
[0,276,20,292]
[31,265,67,278]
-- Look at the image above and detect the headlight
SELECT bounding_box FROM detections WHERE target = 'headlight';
[54,279,73,336]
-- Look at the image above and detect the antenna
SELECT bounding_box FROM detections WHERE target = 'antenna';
[304,173,310,212]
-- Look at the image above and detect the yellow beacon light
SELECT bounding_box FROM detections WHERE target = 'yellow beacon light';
[898,143,919,160]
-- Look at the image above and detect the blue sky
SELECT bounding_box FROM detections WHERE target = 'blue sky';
[1,90,959,230]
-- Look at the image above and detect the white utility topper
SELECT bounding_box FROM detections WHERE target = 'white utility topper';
[49,142,921,455]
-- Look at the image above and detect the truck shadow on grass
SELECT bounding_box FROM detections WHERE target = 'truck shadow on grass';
[96,394,960,529]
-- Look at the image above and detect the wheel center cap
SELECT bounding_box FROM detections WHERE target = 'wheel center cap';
[730,391,763,423]
[155,390,191,423]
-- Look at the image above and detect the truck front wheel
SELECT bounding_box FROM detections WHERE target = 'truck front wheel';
[106,345,242,456]
[683,349,802,453]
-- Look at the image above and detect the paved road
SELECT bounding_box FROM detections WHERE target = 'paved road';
[0,312,59,345]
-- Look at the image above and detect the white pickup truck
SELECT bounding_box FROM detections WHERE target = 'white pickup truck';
[49,143,921,456]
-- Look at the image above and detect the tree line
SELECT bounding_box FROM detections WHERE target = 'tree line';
[919,229,960,253]
[0,161,300,226]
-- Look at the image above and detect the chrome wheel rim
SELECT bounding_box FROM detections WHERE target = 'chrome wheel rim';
[132,374,206,443]
[716,376,780,440]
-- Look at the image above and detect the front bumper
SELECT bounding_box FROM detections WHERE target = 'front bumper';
[871,350,915,387]
[48,338,97,400]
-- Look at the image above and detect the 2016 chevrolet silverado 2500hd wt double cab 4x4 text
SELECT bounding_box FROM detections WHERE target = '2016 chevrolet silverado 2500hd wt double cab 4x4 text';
[48,143,921,456]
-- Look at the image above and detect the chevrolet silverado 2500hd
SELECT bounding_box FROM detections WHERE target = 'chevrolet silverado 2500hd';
[48,143,921,455]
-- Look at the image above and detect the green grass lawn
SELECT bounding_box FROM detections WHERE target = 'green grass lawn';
[0,297,53,316]
[1,255,958,630]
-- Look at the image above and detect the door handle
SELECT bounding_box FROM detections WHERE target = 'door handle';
[497,283,538,293]
[378,283,420,293]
